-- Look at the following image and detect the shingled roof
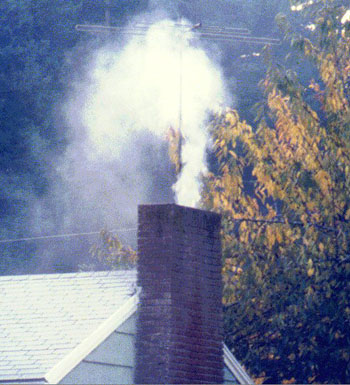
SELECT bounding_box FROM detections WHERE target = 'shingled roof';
[0,270,138,382]
[0,270,253,384]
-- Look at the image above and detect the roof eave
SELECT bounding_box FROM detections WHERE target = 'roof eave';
[223,344,255,385]
[43,286,252,385]
[44,289,140,384]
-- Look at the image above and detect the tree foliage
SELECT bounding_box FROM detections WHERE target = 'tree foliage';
[202,2,350,383]
[87,230,137,271]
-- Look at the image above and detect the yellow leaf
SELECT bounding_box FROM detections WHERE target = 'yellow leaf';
[345,209,350,220]
[229,150,237,159]
[310,109,318,121]
[283,377,296,384]
[276,229,283,243]
[306,201,316,211]
[226,111,238,126]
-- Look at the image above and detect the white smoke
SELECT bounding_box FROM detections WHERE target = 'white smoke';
[82,19,226,207]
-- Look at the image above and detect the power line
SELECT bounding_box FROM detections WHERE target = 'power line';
[229,217,349,234]
[0,228,137,244]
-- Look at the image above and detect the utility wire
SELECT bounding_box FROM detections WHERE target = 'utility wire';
[2,217,347,244]
[229,217,349,234]
[0,228,137,244]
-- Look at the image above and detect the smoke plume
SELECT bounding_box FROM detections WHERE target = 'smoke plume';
[78,19,226,207]
[25,16,228,273]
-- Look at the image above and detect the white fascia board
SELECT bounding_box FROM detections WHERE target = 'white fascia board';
[223,344,255,385]
[45,290,139,384]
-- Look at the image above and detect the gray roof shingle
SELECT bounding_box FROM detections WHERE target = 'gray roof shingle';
[0,270,137,381]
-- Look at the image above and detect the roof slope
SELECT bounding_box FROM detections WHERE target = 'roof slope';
[0,270,137,382]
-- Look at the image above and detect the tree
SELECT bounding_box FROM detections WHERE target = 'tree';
[87,230,137,271]
[202,1,350,383]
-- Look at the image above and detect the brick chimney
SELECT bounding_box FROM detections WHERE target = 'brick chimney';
[135,204,223,384]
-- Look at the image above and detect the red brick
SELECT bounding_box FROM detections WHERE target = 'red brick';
[135,204,223,384]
